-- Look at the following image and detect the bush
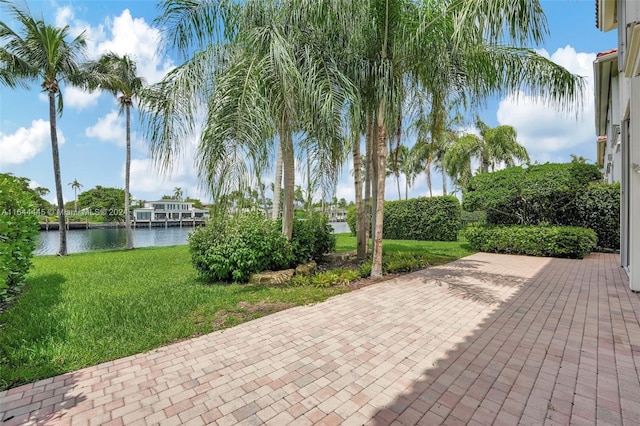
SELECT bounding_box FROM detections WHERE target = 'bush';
[189,212,293,282]
[383,196,461,241]
[346,205,356,236]
[463,163,602,226]
[574,183,620,251]
[290,214,336,264]
[465,224,597,259]
[0,174,40,303]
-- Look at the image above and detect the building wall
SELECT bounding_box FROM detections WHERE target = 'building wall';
[617,0,640,290]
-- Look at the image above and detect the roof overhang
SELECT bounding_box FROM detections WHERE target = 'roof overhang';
[594,50,618,136]
[597,0,617,31]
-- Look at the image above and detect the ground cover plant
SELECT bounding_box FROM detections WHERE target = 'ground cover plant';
[0,237,474,390]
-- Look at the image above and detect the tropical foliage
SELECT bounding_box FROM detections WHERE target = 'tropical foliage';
[84,53,145,250]
[0,173,39,305]
[77,186,128,222]
[0,1,88,255]
[139,0,584,278]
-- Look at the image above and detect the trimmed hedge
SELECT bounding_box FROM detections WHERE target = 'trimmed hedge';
[383,196,461,241]
[463,163,602,226]
[346,196,461,241]
[465,225,597,259]
[0,174,40,303]
[574,183,620,251]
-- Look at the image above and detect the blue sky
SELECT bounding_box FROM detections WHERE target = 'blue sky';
[0,0,618,205]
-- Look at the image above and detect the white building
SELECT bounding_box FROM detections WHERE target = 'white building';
[132,200,210,221]
[595,0,640,291]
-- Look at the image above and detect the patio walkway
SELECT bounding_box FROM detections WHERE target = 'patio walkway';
[1,252,638,425]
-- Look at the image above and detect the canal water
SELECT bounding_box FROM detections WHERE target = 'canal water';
[35,222,351,255]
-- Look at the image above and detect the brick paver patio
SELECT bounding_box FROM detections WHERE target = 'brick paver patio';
[1,252,638,425]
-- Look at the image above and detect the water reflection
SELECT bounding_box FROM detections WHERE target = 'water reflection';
[35,222,350,255]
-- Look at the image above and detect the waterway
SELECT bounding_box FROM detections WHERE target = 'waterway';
[35,222,351,255]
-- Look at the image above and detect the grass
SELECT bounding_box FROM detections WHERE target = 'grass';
[0,237,474,390]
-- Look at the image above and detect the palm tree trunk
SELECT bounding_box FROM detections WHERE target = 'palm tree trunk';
[371,103,387,278]
[370,114,378,248]
[125,104,133,250]
[363,114,373,252]
[74,190,78,212]
[281,123,295,241]
[405,179,408,200]
[272,142,283,220]
[396,173,401,200]
[353,129,366,261]
[426,159,433,197]
[49,91,67,256]
[442,171,447,195]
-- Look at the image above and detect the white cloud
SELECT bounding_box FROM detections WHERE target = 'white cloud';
[96,10,174,84]
[0,119,65,167]
[126,134,203,201]
[496,46,596,158]
[54,7,176,111]
[85,110,125,145]
[64,86,101,109]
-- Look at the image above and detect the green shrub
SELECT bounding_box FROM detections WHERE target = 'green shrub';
[189,212,293,282]
[465,224,597,259]
[383,196,461,241]
[574,183,620,250]
[383,252,431,273]
[463,163,602,226]
[290,274,311,286]
[290,214,336,264]
[359,261,372,277]
[0,174,40,303]
[346,205,356,236]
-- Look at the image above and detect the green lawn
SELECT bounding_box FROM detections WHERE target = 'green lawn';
[0,237,474,390]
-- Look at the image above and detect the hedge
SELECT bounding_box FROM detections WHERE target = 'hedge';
[346,196,461,241]
[573,183,620,251]
[383,196,461,241]
[465,225,597,259]
[463,163,602,226]
[0,174,40,303]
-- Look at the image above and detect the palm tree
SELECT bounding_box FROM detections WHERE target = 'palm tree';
[142,0,351,241]
[68,179,82,212]
[173,187,183,201]
[83,52,145,250]
[0,1,87,256]
[445,117,530,192]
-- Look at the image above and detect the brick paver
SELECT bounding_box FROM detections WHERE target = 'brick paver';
[1,252,637,425]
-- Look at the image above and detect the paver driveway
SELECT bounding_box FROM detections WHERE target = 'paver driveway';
[1,252,638,425]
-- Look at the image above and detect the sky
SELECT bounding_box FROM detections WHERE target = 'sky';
[0,0,618,206]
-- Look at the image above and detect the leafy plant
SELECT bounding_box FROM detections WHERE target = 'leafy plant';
[290,213,336,264]
[0,174,40,304]
[383,196,461,241]
[189,212,293,282]
[465,224,597,259]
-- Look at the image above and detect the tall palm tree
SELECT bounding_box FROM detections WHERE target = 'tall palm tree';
[0,1,87,256]
[445,117,530,192]
[68,179,82,212]
[84,52,145,250]
[173,187,183,201]
[142,0,351,241]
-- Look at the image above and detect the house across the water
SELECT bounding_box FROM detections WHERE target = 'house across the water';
[133,200,210,222]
